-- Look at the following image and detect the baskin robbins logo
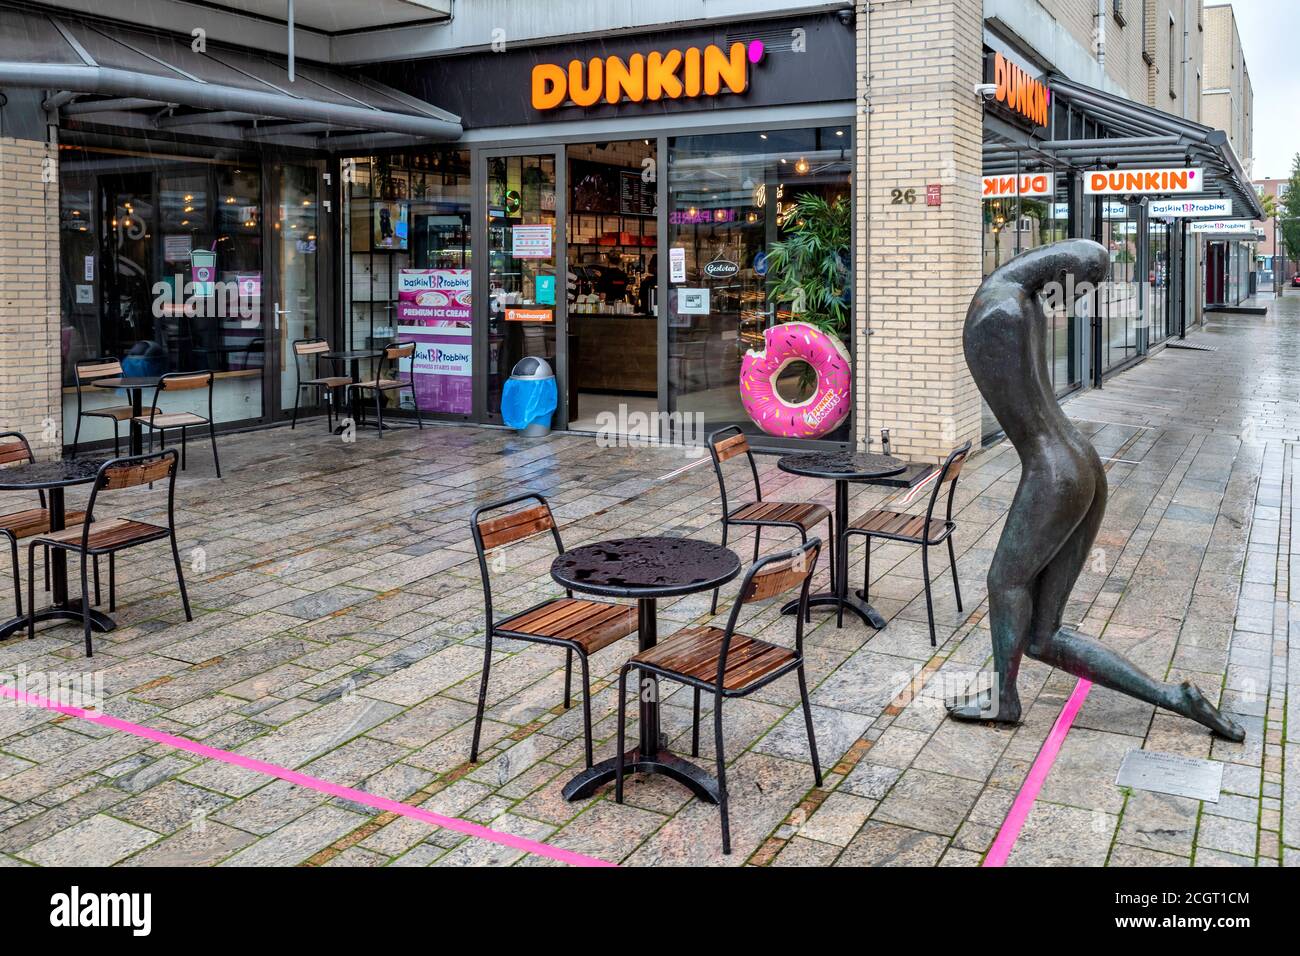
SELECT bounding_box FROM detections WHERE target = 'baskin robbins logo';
[531,40,765,110]
[397,270,471,295]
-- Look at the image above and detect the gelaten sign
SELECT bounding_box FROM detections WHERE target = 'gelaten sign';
[531,41,765,111]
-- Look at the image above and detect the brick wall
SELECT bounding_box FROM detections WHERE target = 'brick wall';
[855,0,982,461]
[0,136,61,460]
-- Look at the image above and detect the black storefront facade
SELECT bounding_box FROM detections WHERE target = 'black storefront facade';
[353,13,859,444]
[3,3,861,452]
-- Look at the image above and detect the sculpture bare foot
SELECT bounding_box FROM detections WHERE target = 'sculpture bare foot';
[946,686,1022,725]
[1181,682,1245,742]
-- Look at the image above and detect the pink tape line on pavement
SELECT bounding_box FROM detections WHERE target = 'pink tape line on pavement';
[0,684,615,868]
[983,677,1092,867]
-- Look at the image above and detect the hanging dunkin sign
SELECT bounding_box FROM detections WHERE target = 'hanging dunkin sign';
[740,322,851,439]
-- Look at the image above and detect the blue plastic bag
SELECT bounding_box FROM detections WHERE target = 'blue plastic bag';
[501,376,557,431]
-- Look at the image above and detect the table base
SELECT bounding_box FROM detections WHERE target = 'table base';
[0,602,116,640]
[562,748,721,804]
[781,591,888,629]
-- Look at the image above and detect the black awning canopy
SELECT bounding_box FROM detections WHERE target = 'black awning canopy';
[0,4,461,149]
[982,75,1262,220]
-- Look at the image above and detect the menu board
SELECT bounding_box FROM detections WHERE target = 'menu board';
[620,171,656,216]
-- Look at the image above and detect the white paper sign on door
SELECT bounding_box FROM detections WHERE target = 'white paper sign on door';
[669,247,686,283]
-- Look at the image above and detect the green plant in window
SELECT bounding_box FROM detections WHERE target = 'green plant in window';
[765,192,851,339]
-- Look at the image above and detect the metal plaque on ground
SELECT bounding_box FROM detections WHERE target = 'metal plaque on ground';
[1114,749,1223,802]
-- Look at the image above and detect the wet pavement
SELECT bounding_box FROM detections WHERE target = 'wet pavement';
[0,296,1295,866]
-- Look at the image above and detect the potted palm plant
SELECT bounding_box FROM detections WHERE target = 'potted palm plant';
[764,192,851,338]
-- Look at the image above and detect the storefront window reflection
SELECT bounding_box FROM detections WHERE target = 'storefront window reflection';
[58,144,263,439]
[666,126,852,442]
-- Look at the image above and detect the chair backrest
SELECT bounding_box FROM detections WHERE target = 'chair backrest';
[385,342,416,361]
[84,450,180,532]
[74,358,124,384]
[925,441,973,523]
[470,493,565,625]
[294,338,330,357]
[707,425,763,513]
[0,432,34,468]
[159,371,213,392]
[717,539,821,687]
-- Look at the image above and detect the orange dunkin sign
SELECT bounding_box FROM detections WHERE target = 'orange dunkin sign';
[531,40,765,111]
[1084,168,1204,195]
[992,52,1049,127]
[982,173,1055,198]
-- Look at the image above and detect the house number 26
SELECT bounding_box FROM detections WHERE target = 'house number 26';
[891,188,917,204]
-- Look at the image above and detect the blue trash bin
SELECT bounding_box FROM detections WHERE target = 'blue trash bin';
[501,357,557,436]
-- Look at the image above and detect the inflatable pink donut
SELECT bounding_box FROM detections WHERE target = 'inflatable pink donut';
[739,322,852,439]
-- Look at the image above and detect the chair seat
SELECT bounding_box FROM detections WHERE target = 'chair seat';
[351,378,406,391]
[84,405,160,422]
[135,412,209,428]
[849,508,950,543]
[631,626,798,692]
[496,598,637,655]
[0,509,88,540]
[729,501,830,531]
[304,376,353,388]
[36,518,168,552]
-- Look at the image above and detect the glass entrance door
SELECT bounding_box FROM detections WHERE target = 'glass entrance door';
[482,150,564,423]
[268,160,324,421]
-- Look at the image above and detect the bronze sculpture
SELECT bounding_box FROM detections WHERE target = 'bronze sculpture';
[952,239,1244,741]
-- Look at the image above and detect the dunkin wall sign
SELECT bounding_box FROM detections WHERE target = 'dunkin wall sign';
[989,52,1050,127]
[1084,168,1204,195]
[982,173,1055,198]
[532,41,765,110]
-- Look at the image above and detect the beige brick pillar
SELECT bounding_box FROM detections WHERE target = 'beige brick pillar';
[0,136,61,460]
[854,0,984,461]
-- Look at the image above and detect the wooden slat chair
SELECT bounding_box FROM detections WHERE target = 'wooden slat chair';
[0,432,102,615]
[346,342,424,438]
[615,540,823,854]
[72,358,160,457]
[706,425,833,615]
[469,493,637,769]
[27,449,191,657]
[135,371,222,478]
[290,338,351,432]
[842,442,972,644]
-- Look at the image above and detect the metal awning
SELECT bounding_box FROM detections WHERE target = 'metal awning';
[983,75,1262,220]
[0,4,461,149]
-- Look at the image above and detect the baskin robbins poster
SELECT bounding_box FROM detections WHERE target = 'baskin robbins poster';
[396,269,472,415]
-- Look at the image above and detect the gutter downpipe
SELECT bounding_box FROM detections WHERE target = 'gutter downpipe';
[1096,0,1106,71]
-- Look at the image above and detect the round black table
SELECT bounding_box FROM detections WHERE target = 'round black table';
[323,349,386,433]
[552,536,740,803]
[92,376,162,456]
[777,452,906,629]
[0,459,112,640]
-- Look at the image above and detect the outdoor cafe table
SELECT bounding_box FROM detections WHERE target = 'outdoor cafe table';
[91,376,161,456]
[0,458,111,640]
[322,348,385,433]
[776,451,907,629]
[552,536,741,803]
